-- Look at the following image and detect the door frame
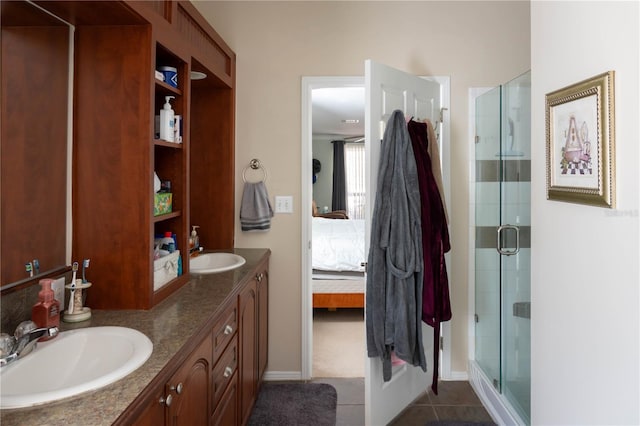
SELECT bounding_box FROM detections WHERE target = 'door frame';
[300,75,452,381]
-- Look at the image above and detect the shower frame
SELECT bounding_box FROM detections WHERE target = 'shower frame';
[469,71,531,425]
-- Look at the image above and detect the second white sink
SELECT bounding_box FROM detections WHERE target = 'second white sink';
[190,252,246,274]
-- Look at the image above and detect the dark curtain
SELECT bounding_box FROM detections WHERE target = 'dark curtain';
[331,140,346,211]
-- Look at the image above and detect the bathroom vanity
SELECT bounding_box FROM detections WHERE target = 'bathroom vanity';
[1,3,266,424]
[0,248,270,426]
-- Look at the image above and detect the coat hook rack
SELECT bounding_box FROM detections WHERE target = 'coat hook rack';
[434,107,448,137]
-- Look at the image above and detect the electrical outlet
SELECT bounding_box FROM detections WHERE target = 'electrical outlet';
[51,277,66,311]
[275,195,293,213]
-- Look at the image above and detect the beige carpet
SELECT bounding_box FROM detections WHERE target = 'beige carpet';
[313,308,365,378]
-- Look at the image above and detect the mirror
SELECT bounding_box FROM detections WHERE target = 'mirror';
[1,1,72,291]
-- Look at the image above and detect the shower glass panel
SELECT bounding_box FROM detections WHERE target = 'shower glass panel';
[475,71,531,424]
[474,85,501,388]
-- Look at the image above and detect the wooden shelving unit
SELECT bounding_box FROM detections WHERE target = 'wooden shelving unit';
[55,0,237,310]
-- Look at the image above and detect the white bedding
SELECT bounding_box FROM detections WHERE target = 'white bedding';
[312,217,365,272]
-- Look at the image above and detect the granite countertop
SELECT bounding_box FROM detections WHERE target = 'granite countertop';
[0,248,270,426]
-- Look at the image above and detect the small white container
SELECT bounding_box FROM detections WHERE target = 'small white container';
[153,250,180,291]
[159,96,175,142]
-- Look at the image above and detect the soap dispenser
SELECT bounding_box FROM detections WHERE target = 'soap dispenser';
[189,225,200,252]
[31,279,60,340]
[159,95,175,142]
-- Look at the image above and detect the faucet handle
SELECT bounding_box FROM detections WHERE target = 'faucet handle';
[14,320,37,339]
[0,333,14,357]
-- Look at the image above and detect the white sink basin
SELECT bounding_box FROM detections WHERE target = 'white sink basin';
[190,252,246,274]
[0,326,152,409]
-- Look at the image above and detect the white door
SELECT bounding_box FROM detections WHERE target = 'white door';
[364,59,442,425]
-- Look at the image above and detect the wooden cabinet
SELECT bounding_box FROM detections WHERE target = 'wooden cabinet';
[239,258,270,425]
[239,280,258,425]
[41,0,238,310]
[211,301,239,420]
[130,334,212,426]
[212,371,238,426]
[256,262,269,388]
[167,334,212,425]
[122,256,269,426]
[132,386,166,426]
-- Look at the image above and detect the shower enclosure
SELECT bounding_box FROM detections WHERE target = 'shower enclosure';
[470,71,531,425]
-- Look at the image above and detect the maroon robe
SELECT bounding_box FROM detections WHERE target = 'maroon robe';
[407,119,452,394]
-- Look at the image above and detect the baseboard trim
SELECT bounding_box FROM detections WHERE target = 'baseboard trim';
[446,370,469,381]
[263,371,303,381]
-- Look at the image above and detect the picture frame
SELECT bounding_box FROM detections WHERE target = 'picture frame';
[545,71,615,208]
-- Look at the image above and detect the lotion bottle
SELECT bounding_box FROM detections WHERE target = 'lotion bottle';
[31,279,60,340]
[160,231,176,253]
[159,96,175,142]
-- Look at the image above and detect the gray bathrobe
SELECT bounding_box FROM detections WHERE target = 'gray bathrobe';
[366,109,426,381]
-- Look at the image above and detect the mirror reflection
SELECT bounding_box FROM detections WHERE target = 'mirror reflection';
[1,1,71,290]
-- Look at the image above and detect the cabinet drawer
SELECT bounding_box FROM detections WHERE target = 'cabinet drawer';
[211,370,238,426]
[212,303,237,360]
[212,335,238,409]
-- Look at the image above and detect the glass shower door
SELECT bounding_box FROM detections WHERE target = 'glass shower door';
[474,85,502,389]
[500,71,531,424]
[475,71,531,425]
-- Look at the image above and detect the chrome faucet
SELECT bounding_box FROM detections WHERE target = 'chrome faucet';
[0,322,59,367]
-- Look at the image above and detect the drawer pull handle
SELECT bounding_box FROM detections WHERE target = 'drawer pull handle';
[223,366,233,378]
[224,325,233,335]
[170,382,183,394]
[255,273,263,282]
[160,394,173,407]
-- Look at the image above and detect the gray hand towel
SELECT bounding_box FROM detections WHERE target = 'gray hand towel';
[240,182,274,231]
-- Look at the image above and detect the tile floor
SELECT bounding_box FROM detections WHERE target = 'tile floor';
[312,378,496,426]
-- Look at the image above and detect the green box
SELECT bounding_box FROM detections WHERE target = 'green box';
[154,193,172,216]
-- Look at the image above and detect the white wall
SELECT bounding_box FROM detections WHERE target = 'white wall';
[193,0,530,376]
[531,1,639,424]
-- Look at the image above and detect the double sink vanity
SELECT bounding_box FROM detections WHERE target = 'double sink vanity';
[1,248,270,425]
[1,1,261,423]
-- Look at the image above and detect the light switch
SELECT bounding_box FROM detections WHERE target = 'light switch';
[275,196,293,213]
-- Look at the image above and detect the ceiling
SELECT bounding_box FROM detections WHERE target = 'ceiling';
[312,87,364,139]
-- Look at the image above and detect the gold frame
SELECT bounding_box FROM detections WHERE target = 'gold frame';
[546,71,615,207]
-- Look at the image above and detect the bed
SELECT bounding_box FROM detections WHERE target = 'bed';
[312,217,366,308]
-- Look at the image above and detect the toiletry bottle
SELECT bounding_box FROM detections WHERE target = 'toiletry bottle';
[31,279,60,340]
[190,225,200,250]
[160,231,176,253]
[159,96,175,142]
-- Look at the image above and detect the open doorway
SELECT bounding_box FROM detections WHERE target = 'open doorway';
[309,83,367,379]
[302,74,453,382]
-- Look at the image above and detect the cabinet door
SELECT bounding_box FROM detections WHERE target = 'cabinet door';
[167,334,211,426]
[257,266,269,385]
[131,386,166,426]
[238,281,257,425]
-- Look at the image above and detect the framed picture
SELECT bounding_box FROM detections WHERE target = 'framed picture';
[545,71,615,207]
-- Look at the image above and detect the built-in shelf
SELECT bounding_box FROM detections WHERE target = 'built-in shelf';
[154,139,184,148]
[153,210,181,223]
[155,79,182,96]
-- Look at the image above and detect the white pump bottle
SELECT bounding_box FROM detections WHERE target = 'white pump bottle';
[160,96,175,142]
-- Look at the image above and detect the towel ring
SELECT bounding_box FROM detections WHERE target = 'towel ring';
[242,158,267,183]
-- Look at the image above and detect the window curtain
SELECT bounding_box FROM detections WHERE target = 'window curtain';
[345,143,365,220]
[331,140,346,211]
